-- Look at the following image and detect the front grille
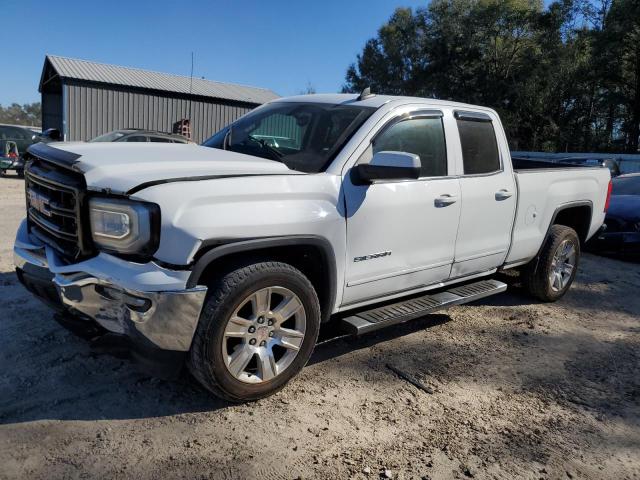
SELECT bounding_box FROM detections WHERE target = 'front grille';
[25,155,91,261]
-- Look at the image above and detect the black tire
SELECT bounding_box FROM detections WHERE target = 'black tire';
[521,224,580,302]
[17,169,24,178]
[188,261,321,402]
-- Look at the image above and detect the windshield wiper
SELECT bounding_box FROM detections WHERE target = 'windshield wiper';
[248,135,285,162]
[222,129,285,164]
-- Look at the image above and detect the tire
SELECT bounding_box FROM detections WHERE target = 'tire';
[188,261,321,402]
[17,169,24,178]
[521,225,580,302]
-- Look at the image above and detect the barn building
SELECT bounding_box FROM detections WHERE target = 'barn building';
[39,55,279,143]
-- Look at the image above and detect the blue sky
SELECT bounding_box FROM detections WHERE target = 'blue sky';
[0,0,427,105]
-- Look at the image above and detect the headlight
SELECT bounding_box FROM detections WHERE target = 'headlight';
[89,198,160,255]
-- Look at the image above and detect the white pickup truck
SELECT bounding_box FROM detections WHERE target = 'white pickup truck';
[14,93,611,401]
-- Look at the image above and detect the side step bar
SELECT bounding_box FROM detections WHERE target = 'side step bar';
[341,279,507,335]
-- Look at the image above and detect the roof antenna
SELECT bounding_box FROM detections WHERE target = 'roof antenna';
[188,52,194,120]
[357,86,375,101]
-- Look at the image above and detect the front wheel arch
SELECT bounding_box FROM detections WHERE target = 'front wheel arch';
[186,236,337,323]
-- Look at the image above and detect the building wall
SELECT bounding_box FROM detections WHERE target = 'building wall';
[42,91,63,133]
[254,113,303,147]
[55,82,258,143]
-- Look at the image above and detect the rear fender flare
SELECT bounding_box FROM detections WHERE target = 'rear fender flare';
[530,200,592,274]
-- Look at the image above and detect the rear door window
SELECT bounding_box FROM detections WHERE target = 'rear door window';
[150,137,173,143]
[456,113,501,174]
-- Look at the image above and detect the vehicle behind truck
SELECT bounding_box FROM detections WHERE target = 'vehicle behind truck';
[14,93,611,402]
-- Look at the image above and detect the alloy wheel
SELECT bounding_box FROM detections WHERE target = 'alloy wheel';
[222,286,306,383]
[549,239,576,292]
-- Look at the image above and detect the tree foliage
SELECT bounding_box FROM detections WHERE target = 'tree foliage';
[0,103,41,127]
[344,0,640,153]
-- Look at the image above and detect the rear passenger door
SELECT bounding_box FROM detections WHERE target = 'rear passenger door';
[452,111,516,277]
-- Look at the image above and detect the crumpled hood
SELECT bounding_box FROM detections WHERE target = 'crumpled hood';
[46,142,299,193]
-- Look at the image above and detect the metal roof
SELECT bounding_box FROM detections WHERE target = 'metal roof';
[42,55,279,105]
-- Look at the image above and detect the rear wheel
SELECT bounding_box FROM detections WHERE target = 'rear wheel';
[521,225,580,302]
[188,261,321,402]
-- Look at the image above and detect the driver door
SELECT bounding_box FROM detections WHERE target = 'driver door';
[342,111,461,306]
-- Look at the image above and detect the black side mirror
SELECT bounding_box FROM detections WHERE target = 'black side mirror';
[41,128,62,141]
[352,151,421,184]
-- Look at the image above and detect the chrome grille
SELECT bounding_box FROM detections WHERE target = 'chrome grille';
[25,156,90,260]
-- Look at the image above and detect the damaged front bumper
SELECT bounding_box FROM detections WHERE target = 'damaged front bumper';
[13,219,207,374]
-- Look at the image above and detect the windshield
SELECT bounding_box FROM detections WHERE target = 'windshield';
[612,175,640,196]
[202,102,375,173]
[90,131,128,142]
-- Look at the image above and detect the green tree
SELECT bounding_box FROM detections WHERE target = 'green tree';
[344,8,426,95]
[0,102,41,127]
[343,0,640,152]
[602,0,640,152]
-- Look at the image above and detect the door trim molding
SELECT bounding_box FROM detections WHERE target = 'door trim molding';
[453,249,506,263]
[346,259,452,287]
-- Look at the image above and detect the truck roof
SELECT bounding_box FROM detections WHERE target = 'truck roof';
[273,93,494,112]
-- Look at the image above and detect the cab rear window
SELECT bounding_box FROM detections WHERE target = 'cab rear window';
[456,112,500,175]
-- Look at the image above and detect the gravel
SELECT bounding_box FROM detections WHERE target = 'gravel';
[1,175,639,479]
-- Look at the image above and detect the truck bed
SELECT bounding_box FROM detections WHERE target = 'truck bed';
[511,156,599,171]
[505,164,610,266]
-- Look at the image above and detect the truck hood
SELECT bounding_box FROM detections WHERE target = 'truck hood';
[40,142,299,193]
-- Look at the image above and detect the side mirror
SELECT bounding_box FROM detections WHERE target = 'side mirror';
[352,151,421,184]
[41,128,62,141]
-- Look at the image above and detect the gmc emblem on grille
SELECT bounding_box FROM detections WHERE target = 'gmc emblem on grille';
[28,189,52,217]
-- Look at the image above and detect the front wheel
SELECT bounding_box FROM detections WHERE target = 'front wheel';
[521,224,580,302]
[188,261,321,402]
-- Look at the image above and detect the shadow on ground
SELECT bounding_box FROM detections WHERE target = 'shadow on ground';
[1,253,638,441]
[0,288,453,425]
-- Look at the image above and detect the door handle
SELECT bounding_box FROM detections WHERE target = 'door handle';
[495,189,513,201]
[434,194,458,207]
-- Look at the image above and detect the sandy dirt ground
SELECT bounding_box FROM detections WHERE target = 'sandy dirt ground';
[1,174,639,480]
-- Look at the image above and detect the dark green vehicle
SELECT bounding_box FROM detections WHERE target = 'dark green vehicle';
[0,124,42,177]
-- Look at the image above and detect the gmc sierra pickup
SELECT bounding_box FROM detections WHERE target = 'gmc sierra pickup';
[14,93,611,401]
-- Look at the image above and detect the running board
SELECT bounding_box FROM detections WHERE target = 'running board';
[341,279,507,335]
